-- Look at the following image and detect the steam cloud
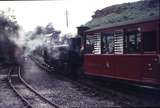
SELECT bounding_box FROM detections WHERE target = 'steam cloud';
[0,8,72,63]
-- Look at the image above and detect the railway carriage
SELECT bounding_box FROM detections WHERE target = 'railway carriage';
[78,16,160,86]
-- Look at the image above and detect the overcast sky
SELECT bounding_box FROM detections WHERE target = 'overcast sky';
[0,0,140,35]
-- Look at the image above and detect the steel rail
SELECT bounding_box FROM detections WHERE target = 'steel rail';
[17,66,60,108]
[8,67,34,108]
[29,56,54,72]
[8,65,61,108]
[30,56,54,69]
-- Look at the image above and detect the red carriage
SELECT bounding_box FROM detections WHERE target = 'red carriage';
[78,16,160,86]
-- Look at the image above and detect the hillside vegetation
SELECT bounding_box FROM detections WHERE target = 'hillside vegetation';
[85,0,160,28]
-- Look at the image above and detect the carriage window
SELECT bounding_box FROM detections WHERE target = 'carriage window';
[114,30,124,54]
[86,34,101,54]
[86,36,94,54]
[143,31,157,52]
[102,33,114,54]
[124,30,141,53]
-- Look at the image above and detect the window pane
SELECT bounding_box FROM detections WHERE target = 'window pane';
[102,33,114,54]
[137,33,141,51]
[143,31,157,52]
[86,34,101,54]
[114,30,124,54]
[107,36,114,53]
[124,28,142,54]
[129,34,135,44]
[86,36,94,54]
[128,33,136,53]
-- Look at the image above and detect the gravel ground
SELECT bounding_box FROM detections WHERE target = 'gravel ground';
[22,57,122,108]
[22,56,160,108]
[0,67,8,75]
[0,69,24,108]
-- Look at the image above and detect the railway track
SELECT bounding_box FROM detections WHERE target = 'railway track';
[7,65,61,108]
[0,63,10,69]
[29,56,54,72]
[30,56,140,106]
[30,55,160,107]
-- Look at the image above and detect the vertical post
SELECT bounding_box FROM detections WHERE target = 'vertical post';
[101,32,104,54]
[66,10,68,28]
[157,21,160,54]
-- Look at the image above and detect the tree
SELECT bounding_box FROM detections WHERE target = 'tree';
[0,8,19,64]
[0,8,19,37]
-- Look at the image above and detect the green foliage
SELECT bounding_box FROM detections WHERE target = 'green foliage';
[0,8,19,64]
[85,0,160,28]
[0,8,19,37]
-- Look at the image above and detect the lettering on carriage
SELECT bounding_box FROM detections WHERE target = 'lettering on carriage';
[145,63,153,71]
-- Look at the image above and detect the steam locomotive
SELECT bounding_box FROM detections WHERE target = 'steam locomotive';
[43,38,82,76]
[43,16,160,87]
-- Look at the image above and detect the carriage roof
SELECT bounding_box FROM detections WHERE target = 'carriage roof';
[86,16,160,32]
